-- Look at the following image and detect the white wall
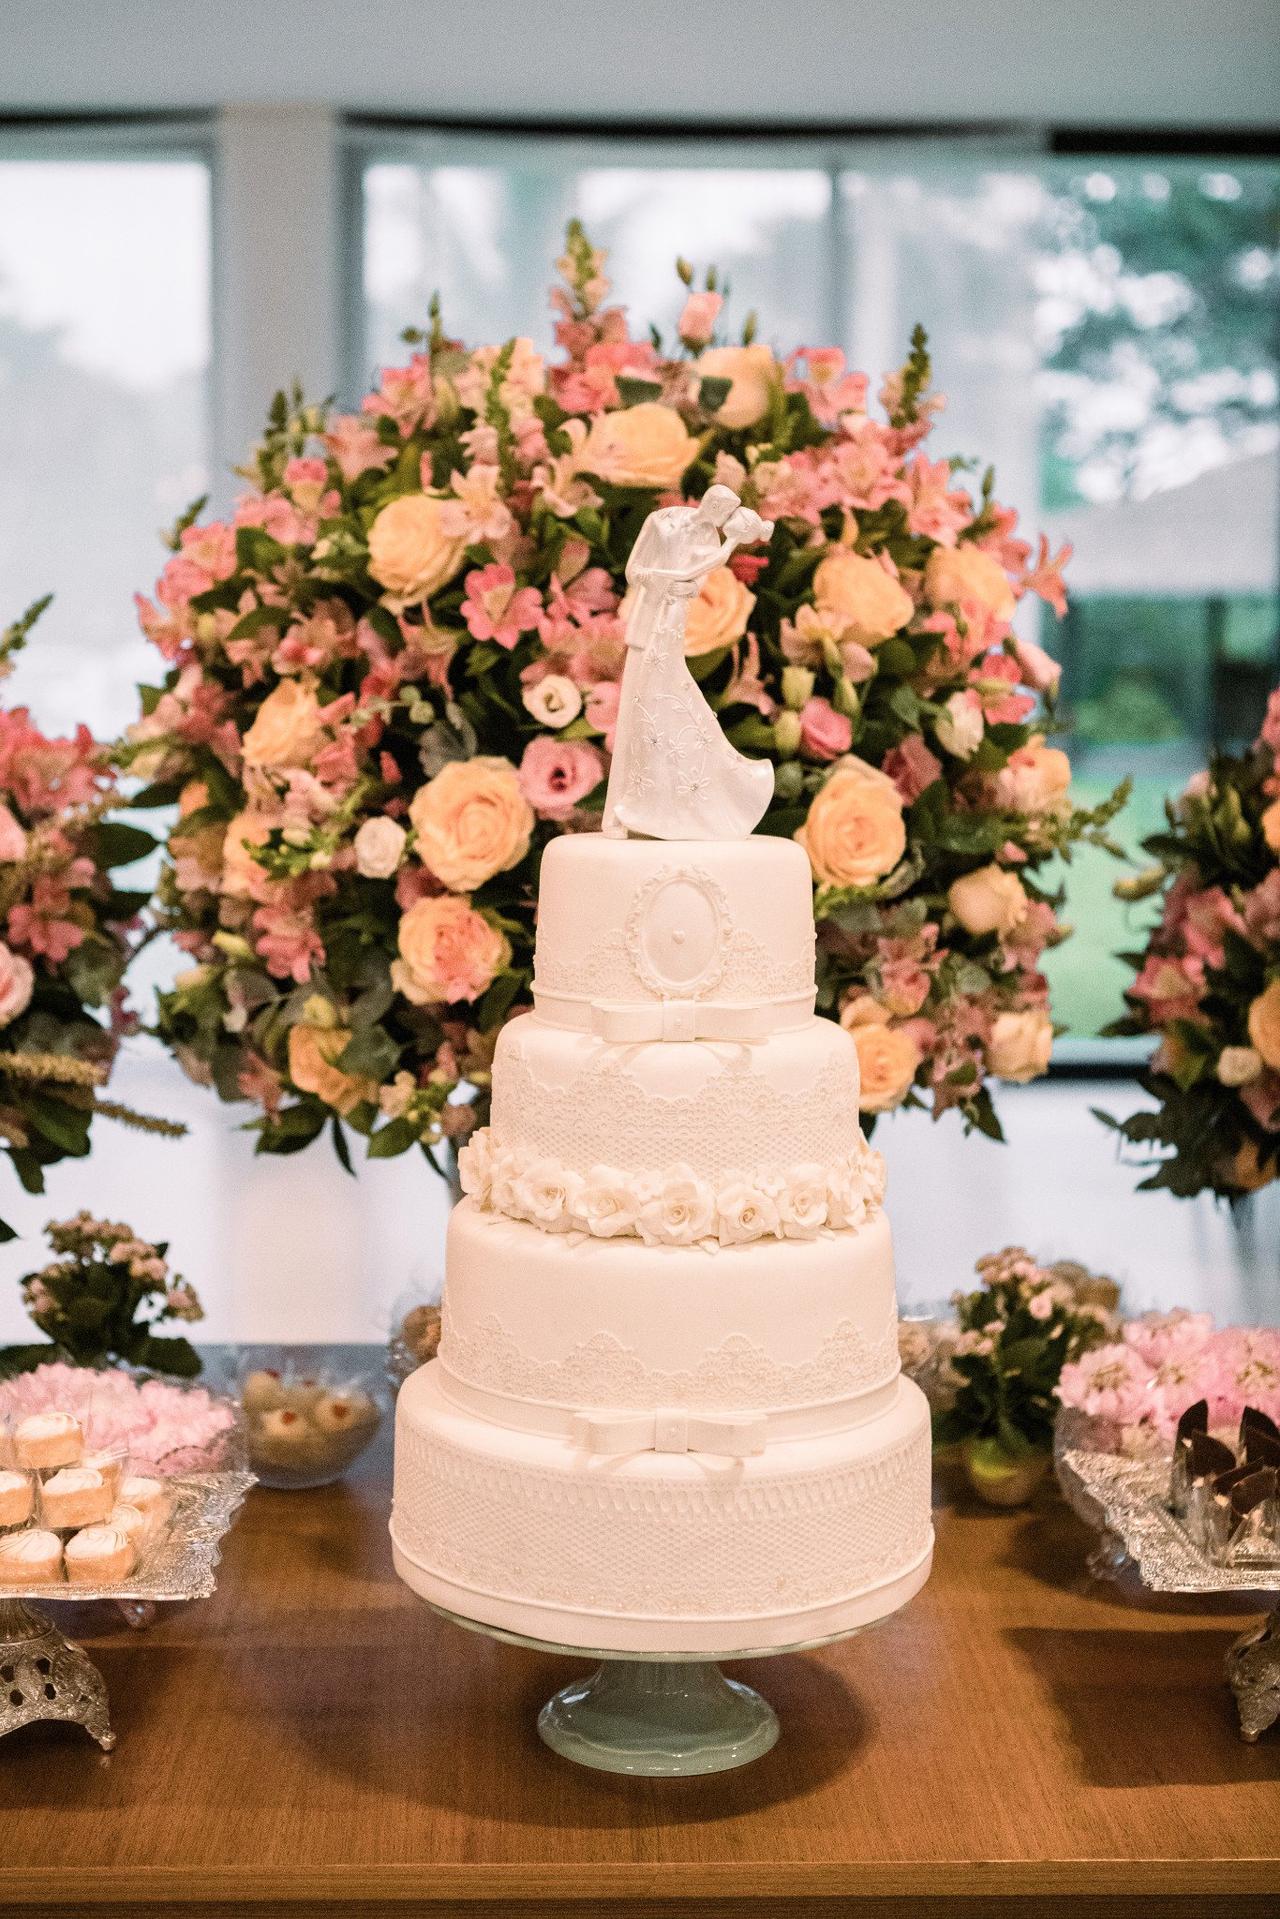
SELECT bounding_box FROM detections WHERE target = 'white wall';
[3,0,1277,127]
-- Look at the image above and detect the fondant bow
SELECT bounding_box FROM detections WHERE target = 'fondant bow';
[589,998,767,1044]
[571,1407,767,1459]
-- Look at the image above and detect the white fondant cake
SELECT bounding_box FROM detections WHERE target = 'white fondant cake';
[392,833,933,1653]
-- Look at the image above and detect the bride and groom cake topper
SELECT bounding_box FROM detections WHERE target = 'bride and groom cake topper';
[602,485,775,842]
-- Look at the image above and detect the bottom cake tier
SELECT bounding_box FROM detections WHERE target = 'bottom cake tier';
[391,1364,933,1654]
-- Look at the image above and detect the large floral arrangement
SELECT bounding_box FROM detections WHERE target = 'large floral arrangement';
[129,225,1122,1166]
[0,602,162,1236]
[1103,690,1280,1197]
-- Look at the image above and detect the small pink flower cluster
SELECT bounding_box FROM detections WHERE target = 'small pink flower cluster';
[1058,1312,1280,1441]
[0,1361,235,1470]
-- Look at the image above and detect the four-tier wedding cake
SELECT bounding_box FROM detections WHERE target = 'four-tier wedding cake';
[391,828,934,1653]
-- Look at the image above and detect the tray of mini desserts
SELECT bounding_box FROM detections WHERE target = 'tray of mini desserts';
[0,1407,254,1604]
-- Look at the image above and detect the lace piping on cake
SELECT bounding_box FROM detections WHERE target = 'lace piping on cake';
[491,1046,862,1183]
[392,1414,932,1616]
[533,920,813,1004]
[440,1310,902,1412]
[457,1129,886,1250]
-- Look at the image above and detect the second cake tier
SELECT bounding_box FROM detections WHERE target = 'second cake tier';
[439,1199,901,1424]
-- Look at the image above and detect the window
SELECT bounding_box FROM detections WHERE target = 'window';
[0,130,213,737]
[352,131,1280,1046]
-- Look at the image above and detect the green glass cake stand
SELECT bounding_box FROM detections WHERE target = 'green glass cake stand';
[422,1599,876,1776]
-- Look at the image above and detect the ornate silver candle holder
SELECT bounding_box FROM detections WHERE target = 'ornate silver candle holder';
[0,1470,254,1751]
[1064,1448,1280,1742]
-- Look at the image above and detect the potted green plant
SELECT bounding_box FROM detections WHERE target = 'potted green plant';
[935,1246,1116,1506]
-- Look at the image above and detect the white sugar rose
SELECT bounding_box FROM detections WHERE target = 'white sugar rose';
[637,1167,716,1246]
[487,1145,524,1215]
[852,1139,887,1211]
[0,942,34,1028]
[522,674,583,729]
[353,815,407,879]
[510,1157,583,1232]
[776,1164,830,1239]
[574,1166,641,1239]
[457,1128,495,1206]
[948,864,1028,939]
[716,1180,781,1246]
[987,1008,1054,1083]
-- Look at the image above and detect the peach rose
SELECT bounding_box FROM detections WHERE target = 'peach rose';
[241,678,326,770]
[948,864,1029,939]
[287,1024,376,1116]
[0,941,34,1027]
[683,565,755,656]
[578,401,700,490]
[392,895,510,1005]
[1247,980,1280,1071]
[995,739,1072,815]
[409,757,533,893]
[812,549,914,648]
[220,811,273,898]
[924,544,1016,621]
[987,1008,1054,1083]
[795,760,907,890]
[695,344,777,429]
[367,493,467,604]
[852,1022,921,1114]
[1261,797,1280,854]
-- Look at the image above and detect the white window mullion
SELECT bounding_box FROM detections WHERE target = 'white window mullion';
[212,104,341,504]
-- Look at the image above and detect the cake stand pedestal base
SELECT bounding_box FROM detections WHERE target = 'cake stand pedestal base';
[1226,1606,1280,1743]
[0,1599,115,1751]
[537,1657,778,1775]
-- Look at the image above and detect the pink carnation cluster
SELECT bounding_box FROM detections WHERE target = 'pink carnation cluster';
[0,1361,236,1470]
[1058,1311,1280,1442]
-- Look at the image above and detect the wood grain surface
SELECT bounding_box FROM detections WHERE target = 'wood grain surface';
[2,1389,1278,1918]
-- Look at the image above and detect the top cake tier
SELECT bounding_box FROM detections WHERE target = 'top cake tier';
[532,835,816,1038]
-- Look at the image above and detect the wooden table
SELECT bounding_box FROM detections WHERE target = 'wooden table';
[3,1421,1278,1919]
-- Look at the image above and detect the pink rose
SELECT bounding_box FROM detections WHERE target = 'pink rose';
[518,737,604,820]
[884,735,943,803]
[799,696,852,763]
[678,291,723,346]
[0,941,34,1027]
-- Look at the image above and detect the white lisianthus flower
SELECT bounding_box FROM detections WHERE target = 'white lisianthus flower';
[776,1164,830,1239]
[1217,1045,1264,1088]
[510,1156,583,1231]
[354,815,407,878]
[637,1166,716,1246]
[573,1166,641,1239]
[522,674,583,729]
[716,1180,781,1246]
[935,689,984,760]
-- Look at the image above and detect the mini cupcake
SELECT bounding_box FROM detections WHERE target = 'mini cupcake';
[0,1528,62,1584]
[65,1525,136,1587]
[106,1501,151,1551]
[14,1411,83,1471]
[40,1467,113,1530]
[0,1470,34,1530]
[82,1450,126,1501]
[117,1474,171,1533]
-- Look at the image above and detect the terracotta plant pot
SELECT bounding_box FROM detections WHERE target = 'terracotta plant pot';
[962,1436,1051,1509]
